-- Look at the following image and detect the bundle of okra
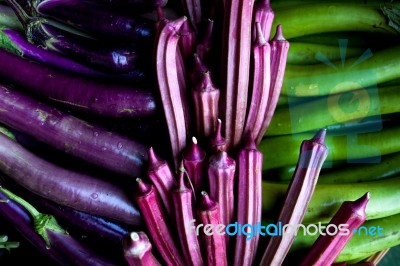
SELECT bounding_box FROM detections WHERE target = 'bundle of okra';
[0,0,399,265]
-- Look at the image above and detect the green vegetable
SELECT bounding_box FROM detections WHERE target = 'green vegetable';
[271,3,399,39]
[289,212,400,263]
[262,177,400,224]
[260,126,400,170]
[282,45,400,97]
[287,42,364,65]
[318,152,400,184]
[268,86,400,135]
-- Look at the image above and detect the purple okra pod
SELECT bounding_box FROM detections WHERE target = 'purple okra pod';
[155,16,190,169]
[172,165,204,266]
[234,138,263,266]
[221,0,254,150]
[209,119,226,152]
[260,129,328,266]
[207,149,236,246]
[197,191,228,266]
[243,22,271,143]
[123,232,161,266]
[147,147,176,216]
[182,137,207,194]
[134,178,185,266]
[256,24,289,143]
[252,0,275,41]
[300,193,370,266]
[192,70,220,140]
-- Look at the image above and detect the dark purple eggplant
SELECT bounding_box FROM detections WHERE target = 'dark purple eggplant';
[6,0,153,74]
[0,184,70,266]
[29,0,154,42]
[0,129,142,225]
[0,186,118,266]
[23,189,134,245]
[0,27,132,77]
[0,48,157,117]
[0,84,149,177]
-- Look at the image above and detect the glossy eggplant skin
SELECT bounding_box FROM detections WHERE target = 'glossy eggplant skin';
[0,186,70,266]
[0,48,157,118]
[35,0,155,42]
[25,18,152,73]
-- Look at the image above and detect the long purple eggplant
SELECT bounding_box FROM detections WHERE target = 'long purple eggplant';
[17,185,134,245]
[0,130,142,225]
[0,184,70,265]
[0,186,117,266]
[6,0,152,74]
[0,27,126,77]
[34,0,155,42]
[0,84,148,177]
[0,48,157,117]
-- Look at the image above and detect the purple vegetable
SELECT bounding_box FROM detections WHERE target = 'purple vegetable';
[0,84,148,177]
[18,187,133,245]
[0,27,126,77]
[234,138,263,266]
[0,184,70,265]
[0,48,156,117]
[300,193,370,266]
[123,232,161,266]
[220,0,254,150]
[6,0,153,74]
[0,127,141,225]
[182,137,206,194]
[134,178,185,266]
[171,166,204,266]
[0,186,116,266]
[35,0,154,42]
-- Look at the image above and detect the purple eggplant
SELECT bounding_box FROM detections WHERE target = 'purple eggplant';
[14,184,135,245]
[0,184,70,265]
[6,0,153,74]
[0,129,142,225]
[33,0,154,42]
[0,27,133,78]
[0,48,157,117]
[0,186,117,266]
[0,84,149,177]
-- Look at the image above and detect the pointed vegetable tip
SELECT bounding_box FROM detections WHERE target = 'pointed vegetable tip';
[272,24,286,41]
[312,128,327,144]
[255,22,267,46]
[135,178,152,195]
[210,119,226,151]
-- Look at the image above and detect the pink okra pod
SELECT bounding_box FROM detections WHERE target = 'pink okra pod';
[256,24,289,144]
[172,165,204,266]
[123,232,161,266]
[155,16,190,169]
[209,119,226,152]
[197,191,228,266]
[243,22,271,142]
[300,193,370,266]
[207,149,236,246]
[260,129,328,266]
[182,137,207,194]
[147,147,176,217]
[134,178,185,266]
[252,0,275,41]
[192,70,220,140]
[234,139,263,266]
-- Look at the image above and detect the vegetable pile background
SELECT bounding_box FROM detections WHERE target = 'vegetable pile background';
[0,0,400,265]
